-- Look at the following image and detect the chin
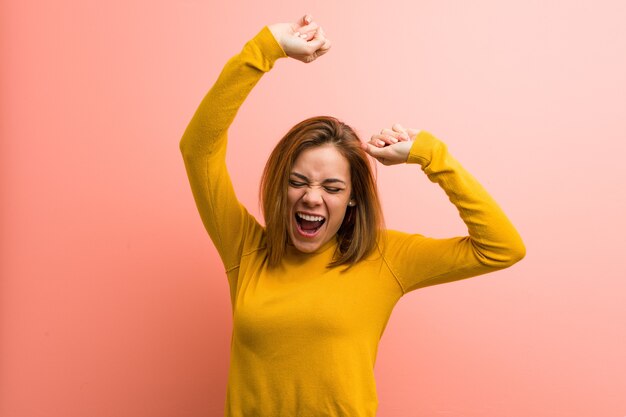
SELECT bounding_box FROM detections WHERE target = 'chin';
[290,234,324,253]
[288,226,328,254]
[294,243,318,253]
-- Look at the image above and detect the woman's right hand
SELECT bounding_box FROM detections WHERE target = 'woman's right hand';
[269,14,331,63]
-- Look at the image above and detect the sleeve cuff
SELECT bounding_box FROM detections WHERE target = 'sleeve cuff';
[406,130,445,167]
[252,26,288,64]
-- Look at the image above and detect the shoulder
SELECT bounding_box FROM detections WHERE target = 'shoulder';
[374,229,429,262]
[378,229,427,248]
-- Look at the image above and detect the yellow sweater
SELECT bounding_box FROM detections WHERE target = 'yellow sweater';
[180,26,525,417]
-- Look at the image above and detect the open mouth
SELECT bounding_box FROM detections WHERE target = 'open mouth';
[295,212,326,237]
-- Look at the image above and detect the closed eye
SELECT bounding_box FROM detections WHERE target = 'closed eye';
[289,180,307,187]
[324,187,343,193]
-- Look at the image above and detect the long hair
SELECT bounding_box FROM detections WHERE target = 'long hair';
[260,116,384,268]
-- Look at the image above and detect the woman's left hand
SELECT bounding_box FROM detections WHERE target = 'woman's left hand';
[361,123,421,165]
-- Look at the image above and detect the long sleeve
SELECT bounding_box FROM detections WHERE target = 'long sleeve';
[179,27,287,271]
[384,131,526,294]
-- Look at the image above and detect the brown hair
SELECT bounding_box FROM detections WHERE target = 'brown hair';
[260,116,384,268]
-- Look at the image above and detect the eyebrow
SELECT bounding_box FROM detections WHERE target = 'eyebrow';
[290,172,347,185]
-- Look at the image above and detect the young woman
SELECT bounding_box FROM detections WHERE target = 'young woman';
[180,14,525,417]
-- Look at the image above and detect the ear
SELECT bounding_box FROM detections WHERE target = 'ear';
[348,199,356,207]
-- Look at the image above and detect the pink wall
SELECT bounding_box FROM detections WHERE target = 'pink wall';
[2,1,625,416]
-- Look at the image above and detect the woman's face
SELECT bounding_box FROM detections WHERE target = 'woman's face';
[287,144,353,253]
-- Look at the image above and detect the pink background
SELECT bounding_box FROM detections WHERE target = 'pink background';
[2,0,625,416]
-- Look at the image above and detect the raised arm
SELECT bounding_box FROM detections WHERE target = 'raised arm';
[363,125,526,293]
[179,15,330,270]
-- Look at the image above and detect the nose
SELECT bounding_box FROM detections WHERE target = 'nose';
[302,187,323,206]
